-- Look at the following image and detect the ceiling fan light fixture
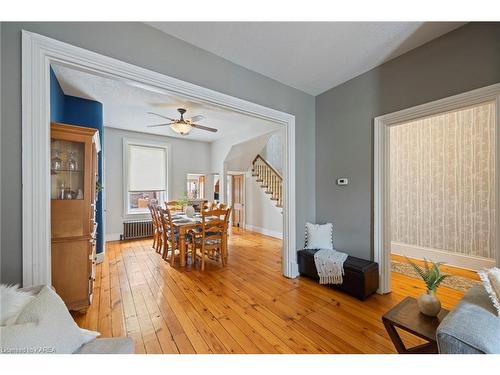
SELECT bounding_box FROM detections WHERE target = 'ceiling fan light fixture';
[170,121,192,135]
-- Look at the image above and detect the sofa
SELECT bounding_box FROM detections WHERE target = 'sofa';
[437,285,500,354]
[1,285,134,354]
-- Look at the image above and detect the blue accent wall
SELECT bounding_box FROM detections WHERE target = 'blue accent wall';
[50,69,66,123]
[50,69,105,254]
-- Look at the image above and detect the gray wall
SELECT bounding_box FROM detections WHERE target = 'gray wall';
[260,130,284,174]
[316,22,500,260]
[0,22,315,284]
[245,171,283,237]
[104,127,211,238]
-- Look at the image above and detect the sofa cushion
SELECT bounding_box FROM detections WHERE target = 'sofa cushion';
[478,267,500,316]
[0,286,86,354]
[437,285,500,354]
[74,338,134,354]
[0,284,35,326]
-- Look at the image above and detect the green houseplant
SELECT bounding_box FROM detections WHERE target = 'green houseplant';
[406,257,450,316]
[178,193,194,218]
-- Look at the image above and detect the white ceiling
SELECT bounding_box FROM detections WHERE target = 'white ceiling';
[147,22,466,95]
[52,64,280,142]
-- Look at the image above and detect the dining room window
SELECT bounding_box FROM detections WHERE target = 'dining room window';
[124,139,168,215]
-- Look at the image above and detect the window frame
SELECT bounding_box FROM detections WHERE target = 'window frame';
[122,137,171,218]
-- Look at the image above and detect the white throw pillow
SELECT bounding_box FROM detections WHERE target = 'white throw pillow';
[479,267,500,317]
[0,284,35,326]
[0,286,87,353]
[305,222,333,250]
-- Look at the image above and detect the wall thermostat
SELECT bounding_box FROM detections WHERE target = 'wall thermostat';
[337,178,349,186]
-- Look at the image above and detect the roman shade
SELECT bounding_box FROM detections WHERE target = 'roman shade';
[128,144,167,192]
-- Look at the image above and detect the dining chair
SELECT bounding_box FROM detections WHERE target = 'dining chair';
[189,207,231,271]
[202,201,213,211]
[159,207,191,265]
[148,203,162,253]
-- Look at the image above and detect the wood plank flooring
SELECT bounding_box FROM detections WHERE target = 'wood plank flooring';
[72,229,467,354]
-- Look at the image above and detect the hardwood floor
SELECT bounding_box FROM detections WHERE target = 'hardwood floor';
[72,229,467,354]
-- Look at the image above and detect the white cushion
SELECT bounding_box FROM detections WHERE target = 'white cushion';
[305,222,333,250]
[479,267,500,317]
[0,284,35,326]
[0,286,87,353]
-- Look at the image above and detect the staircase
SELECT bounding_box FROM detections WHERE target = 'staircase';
[251,154,283,209]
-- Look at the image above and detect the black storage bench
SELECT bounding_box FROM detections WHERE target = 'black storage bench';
[297,249,379,300]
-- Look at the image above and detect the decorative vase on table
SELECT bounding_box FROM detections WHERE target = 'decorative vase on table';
[406,257,449,317]
[417,290,442,317]
[185,205,195,218]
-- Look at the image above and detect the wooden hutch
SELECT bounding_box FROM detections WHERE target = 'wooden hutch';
[50,123,100,311]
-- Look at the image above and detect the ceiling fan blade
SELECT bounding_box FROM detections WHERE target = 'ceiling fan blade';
[147,123,172,127]
[147,112,177,122]
[191,124,218,133]
[187,115,205,123]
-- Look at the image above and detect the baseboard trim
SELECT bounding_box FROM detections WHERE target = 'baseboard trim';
[391,241,496,271]
[106,233,122,242]
[244,224,283,239]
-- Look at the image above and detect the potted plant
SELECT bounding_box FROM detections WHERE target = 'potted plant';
[406,258,450,317]
[178,194,195,218]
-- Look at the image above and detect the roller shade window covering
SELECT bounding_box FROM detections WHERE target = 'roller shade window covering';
[128,144,167,192]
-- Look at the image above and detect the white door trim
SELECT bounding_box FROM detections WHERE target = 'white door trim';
[22,30,297,286]
[374,83,500,294]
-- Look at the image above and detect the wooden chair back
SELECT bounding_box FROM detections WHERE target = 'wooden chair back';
[200,208,230,243]
[159,207,178,247]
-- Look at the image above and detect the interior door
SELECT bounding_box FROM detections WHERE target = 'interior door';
[232,174,244,227]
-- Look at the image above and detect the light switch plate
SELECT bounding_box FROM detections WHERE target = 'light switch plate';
[337,178,349,185]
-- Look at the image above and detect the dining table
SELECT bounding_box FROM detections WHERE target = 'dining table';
[170,212,219,267]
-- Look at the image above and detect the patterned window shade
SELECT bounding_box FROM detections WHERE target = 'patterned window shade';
[390,101,496,260]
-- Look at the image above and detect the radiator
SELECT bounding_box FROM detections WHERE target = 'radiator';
[121,220,153,240]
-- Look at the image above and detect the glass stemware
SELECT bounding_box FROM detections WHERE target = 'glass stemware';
[51,150,63,171]
[67,151,79,171]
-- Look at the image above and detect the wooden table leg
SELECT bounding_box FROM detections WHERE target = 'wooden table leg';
[179,227,186,267]
[383,318,407,353]
[382,318,438,354]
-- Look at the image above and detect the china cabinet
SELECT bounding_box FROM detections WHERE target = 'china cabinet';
[50,123,100,311]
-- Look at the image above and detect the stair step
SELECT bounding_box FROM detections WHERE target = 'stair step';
[251,173,259,177]
[270,197,279,201]
[256,179,263,182]
[276,204,283,208]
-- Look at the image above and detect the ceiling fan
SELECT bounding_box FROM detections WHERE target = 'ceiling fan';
[147,108,217,136]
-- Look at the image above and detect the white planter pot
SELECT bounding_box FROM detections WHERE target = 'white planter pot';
[185,205,195,218]
[417,290,442,317]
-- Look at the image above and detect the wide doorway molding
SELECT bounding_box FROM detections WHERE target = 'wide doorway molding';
[374,83,500,294]
[22,31,297,286]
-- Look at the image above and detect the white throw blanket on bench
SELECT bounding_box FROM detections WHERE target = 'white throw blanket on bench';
[313,249,348,284]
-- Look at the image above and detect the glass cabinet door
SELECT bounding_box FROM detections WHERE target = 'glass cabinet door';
[51,139,85,200]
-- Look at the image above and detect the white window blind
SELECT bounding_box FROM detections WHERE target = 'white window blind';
[128,144,166,192]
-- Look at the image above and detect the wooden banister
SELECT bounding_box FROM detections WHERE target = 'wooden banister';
[252,154,283,209]
[252,155,282,181]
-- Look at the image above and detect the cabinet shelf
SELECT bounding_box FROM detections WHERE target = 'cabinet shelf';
[52,169,83,173]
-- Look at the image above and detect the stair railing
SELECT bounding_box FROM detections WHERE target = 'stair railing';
[251,155,283,208]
